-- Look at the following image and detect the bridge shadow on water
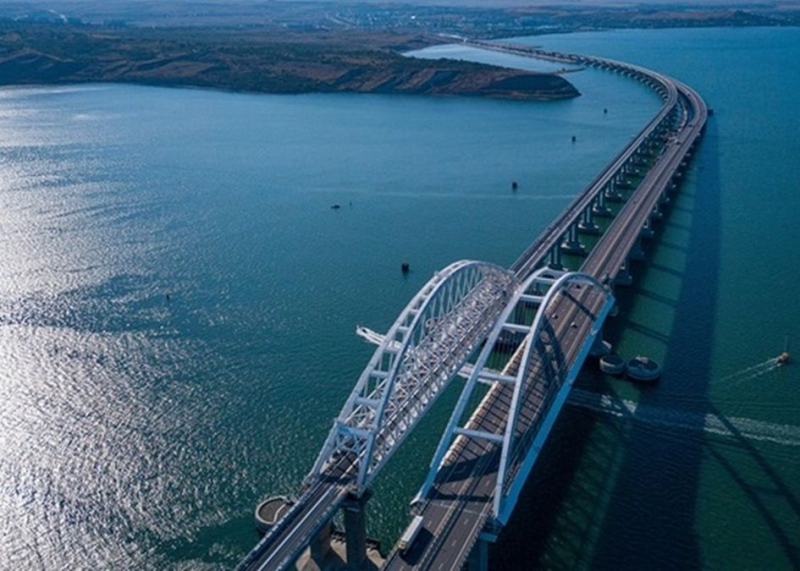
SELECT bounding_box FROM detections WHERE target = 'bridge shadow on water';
[701,402,800,569]
[491,119,724,570]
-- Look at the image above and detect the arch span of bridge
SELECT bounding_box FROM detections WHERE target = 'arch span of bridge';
[412,269,615,526]
[308,260,516,493]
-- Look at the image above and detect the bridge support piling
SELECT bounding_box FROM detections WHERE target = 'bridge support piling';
[548,245,563,270]
[467,535,492,571]
[605,181,624,201]
[615,263,633,287]
[578,209,600,235]
[651,205,664,221]
[343,493,369,570]
[629,238,645,261]
[308,522,332,571]
[560,225,585,256]
[641,220,655,240]
[592,195,613,218]
[590,333,612,357]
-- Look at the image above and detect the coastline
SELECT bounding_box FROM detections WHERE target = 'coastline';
[0,23,580,101]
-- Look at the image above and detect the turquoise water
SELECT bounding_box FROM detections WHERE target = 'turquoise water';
[486,28,800,571]
[0,26,797,570]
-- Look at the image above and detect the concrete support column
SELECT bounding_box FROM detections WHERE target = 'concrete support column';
[548,245,563,270]
[605,182,624,202]
[467,537,490,571]
[592,195,613,219]
[641,220,655,240]
[629,238,645,261]
[651,205,664,221]
[343,493,369,571]
[308,522,332,571]
[578,208,600,235]
[615,263,633,287]
[590,334,612,358]
[561,224,585,256]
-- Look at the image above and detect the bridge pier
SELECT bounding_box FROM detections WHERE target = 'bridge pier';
[578,220,601,235]
[467,534,493,571]
[592,195,613,218]
[615,262,633,287]
[560,225,585,256]
[307,522,333,571]
[641,220,655,240]
[604,183,625,202]
[578,209,600,235]
[651,205,664,221]
[343,493,370,570]
[590,334,612,357]
[615,177,633,191]
[629,238,645,261]
[547,245,564,270]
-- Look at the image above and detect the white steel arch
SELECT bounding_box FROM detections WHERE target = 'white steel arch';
[413,266,563,504]
[308,260,517,494]
[492,271,613,522]
[413,269,614,523]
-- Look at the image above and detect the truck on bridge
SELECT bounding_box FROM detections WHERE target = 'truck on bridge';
[397,515,424,554]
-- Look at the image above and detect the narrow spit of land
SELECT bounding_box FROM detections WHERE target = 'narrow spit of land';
[0,24,580,101]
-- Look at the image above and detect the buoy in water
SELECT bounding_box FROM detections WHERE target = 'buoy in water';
[401,262,410,274]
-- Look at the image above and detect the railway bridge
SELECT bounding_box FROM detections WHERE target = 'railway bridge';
[238,41,707,571]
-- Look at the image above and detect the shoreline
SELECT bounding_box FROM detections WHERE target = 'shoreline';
[0,77,580,103]
[0,23,580,102]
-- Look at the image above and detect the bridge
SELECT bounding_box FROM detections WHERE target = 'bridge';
[238,41,707,571]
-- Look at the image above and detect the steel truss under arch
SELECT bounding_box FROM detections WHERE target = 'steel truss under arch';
[414,268,615,524]
[308,260,517,494]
